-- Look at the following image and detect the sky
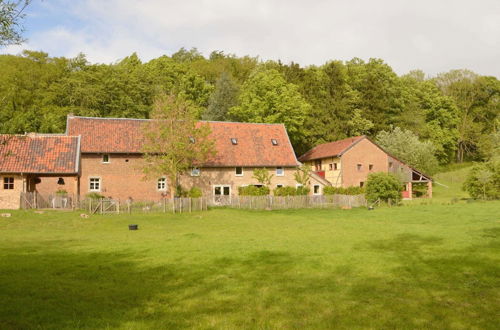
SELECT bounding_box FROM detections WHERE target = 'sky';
[2,0,500,77]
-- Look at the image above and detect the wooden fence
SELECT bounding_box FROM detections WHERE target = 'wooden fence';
[77,194,366,214]
[20,192,75,209]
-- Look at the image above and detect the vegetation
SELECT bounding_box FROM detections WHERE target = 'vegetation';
[0,202,498,328]
[0,50,497,164]
[0,0,31,46]
[365,172,403,203]
[187,187,203,198]
[85,192,105,200]
[293,164,311,187]
[295,186,310,195]
[142,93,216,198]
[463,161,500,200]
[238,185,270,196]
[273,186,298,196]
[252,168,273,186]
[323,186,365,195]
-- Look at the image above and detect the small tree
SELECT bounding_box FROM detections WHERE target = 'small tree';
[252,168,273,186]
[142,93,216,198]
[294,164,311,187]
[365,172,403,204]
[463,161,500,199]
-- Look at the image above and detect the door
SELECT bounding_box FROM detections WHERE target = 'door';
[213,185,231,205]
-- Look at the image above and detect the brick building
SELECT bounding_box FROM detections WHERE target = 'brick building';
[0,134,80,209]
[298,136,432,199]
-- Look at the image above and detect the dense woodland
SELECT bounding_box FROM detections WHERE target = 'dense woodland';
[0,48,498,166]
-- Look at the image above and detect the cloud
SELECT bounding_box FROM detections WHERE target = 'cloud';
[1,0,499,77]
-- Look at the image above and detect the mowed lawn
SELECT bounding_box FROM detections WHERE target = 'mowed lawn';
[1,202,499,329]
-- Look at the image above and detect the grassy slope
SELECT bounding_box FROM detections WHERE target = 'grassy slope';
[0,201,499,329]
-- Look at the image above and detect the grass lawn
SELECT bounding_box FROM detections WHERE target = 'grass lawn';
[1,201,499,329]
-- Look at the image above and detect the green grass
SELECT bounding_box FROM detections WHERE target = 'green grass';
[1,201,499,329]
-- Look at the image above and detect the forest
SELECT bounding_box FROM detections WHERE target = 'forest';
[0,48,498,168]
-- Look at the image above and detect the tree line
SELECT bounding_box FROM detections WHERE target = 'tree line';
[0,48,498,167]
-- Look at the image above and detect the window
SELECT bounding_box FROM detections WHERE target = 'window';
[357,164,362,171]
[369,164,374,171]
[235,167,243,176]
[334,163,338,170]
[314,159,322,171]
[102,154,110,163]
[276,184,283,188]
[271,139,278,146]
[313,184,320,195]
[389,162,393,169]
[3,177,14,190]
[89,177,101,192]
[157,177,167,191]
[329,163,333,170]
[296,184,303,188]
[276,167,284,176]
[231,138,238,145]
[360,181,365,188]
[191,167,201,176]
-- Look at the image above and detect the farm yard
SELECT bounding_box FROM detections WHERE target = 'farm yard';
[1,199,499,329]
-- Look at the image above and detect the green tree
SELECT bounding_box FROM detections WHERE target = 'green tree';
[229,69,310,147]
[365,172,403,204]
[376,127,439,175]
[142,93,216,198]
[0,0,31,46]
[202,72,238,121]
[293,164,311,186]
[252,168,273,186]
[346,109,374,136]
[463,161,500,199]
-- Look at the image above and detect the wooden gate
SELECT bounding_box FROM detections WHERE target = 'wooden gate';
[88,198,119,214]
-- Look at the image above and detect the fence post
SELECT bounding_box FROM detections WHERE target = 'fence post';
[117,200,120,214]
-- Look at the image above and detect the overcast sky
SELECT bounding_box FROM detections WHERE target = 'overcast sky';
[3,0,500,77]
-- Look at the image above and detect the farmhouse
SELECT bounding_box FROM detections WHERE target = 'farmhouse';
[32,116,328,203]
[0,134,80,209]
[298,136,432,199]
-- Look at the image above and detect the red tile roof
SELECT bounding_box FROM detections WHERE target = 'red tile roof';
[66,116,299,167]
[0,134,80,174]
[298,136,365,161]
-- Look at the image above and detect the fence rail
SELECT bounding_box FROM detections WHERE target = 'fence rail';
[20,192,75,209]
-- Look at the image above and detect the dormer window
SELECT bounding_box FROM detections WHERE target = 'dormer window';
[231,138,238,145]
[271,139,278,146]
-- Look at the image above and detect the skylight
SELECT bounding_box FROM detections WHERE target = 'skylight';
[271,139,278,146]
[231,138,238,145]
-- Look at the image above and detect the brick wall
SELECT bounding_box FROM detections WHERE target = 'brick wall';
[340,139,389,187]
[0,174,23,209]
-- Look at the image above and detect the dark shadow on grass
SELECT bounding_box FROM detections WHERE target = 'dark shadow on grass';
[0,234,498,329]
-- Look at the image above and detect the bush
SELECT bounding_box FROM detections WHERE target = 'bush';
[86,192,105,200]
[296,186,310,196]
[365,172,403,203]
[323,186,365,195]
[273,186,297,196]
[463,161,500,199]
[238,185,270,196]
[187,187,202,198]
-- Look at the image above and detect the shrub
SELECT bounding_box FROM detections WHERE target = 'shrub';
[238,185,270,196]
[86,192,104,200]
[323,186,365,195]
[463,161,500,199]
[365,172,403,203]
[273,186,297,196]
[296,186,310,196]
[187,187,202,198]
[56,189,68,196]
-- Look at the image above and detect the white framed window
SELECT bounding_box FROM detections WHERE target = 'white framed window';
[231,138,238,145]
[157,177,167,191]
[271,139,278,146]
[235,167,243,176]
[102,154,110,163]
[276,167,284,176]
[3,177,14,190]
[89,177,101,192]
[313,184,320,195]
[191,167,201,176]
[296,184,303,188]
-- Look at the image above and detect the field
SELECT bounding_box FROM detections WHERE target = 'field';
[1,166,499,329]
[1,201,499,329]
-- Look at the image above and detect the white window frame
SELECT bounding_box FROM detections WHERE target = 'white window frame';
[157,177,167,191]
[235,167,243,176]
[276,167,284,176]
[313,184,321,195]
[296,184,303,188]
[89,177,101,192]
[102,154,110,164]
[213,185,231,203]
[190,167,201,177]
